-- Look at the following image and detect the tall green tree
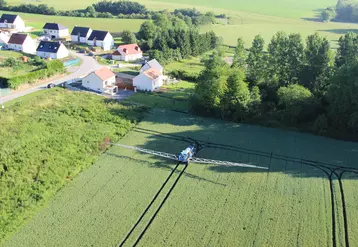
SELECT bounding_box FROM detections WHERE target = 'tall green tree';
[192,52,229,113]
[221,69,251,120]
[267,31,289,84]
[335,32,358,68]
[287,33,305,83]
[246,34,266,83]
[301,33,332,95]
[328,62,358,132]
[121,30,137,44]
[231,37,247,69]
[138,21,156,40]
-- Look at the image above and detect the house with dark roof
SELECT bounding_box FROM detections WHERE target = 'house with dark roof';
[81,67,117,94]
[7,33,35,54]
[133,59,164,91]
[43,23,69,39]
[36,41,69,59]
[70,26,92,43]
[87,30,114,51]
[112,44,143,61]
[0,14,25,31]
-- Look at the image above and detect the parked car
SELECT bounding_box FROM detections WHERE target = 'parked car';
[47,83,55,88]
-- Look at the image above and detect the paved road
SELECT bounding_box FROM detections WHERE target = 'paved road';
[1,52,103,104]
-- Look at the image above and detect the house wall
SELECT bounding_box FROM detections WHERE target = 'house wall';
[56,44,69,59]
[7,43,23,51]
[133,74,155,91]
[82,73,105,93]
[13,17,25,31]
[37,51,57,59]
[0,34,9,44]
[113,51,143,61]
[22,36,35,54]
[71,31,91,43]
[44,29,68,38]
[87,33,114,51]
[59,29,69,37]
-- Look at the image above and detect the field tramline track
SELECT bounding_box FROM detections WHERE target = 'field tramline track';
[127,127,357,246]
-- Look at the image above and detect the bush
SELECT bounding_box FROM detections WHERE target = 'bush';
[168,69,199,82]
[7,60,64,89]
[312,114,329,135]
[321,8,336,22]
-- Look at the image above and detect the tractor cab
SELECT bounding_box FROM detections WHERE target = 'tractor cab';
[178,144,195,163]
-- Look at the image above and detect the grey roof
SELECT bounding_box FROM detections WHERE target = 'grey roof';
[88,30,109,41]
[0,14,18,24]
[43,23,68,30]
[71,26,91,37]
[36,41,62,53]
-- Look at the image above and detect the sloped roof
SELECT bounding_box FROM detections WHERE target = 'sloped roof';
[142,59,162,72]
[93,67,115,81]
[8,33,28,45]
[43,23,68,30]
[36,41,62,53]
[117,44,142,55]
[143,67,160,80]
[71,26,91,37]
[88,30,109,41]
[0,14,18,24]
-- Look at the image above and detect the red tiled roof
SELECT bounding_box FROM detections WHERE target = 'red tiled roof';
[94,67,115,81]
[117,44,142,55]
[143,67,160,80]
[8,33,28,45]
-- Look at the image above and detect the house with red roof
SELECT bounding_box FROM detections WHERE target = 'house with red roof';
[81,67,118,95]
[112,44,143,61]
[133,59,164,91]
[7,33,35,54]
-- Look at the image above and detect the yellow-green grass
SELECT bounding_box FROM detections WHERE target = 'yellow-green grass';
[201,12,358,48]
[4,108,358,247]
[0,10,144,36]
[0,50,42,78]
[6,0,335,19]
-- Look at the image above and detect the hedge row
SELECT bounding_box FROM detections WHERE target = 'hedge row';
[6,60,65,89]
[168,69,200,82]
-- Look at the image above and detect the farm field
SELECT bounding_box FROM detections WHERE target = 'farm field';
[4,108,358,247]
[6,0,335,19]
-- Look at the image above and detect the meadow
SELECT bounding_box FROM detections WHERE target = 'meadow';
[4,108,358,247]
[0,89,144,244]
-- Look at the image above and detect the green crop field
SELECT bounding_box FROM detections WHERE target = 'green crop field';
[4,108,358,247]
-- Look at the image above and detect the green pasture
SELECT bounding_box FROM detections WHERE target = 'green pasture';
[4,107,358,247]
[6,0,336,19]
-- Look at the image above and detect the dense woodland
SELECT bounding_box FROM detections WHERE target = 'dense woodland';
[136,13,219,64]
[191,32,358,140]
[322,0,358,22]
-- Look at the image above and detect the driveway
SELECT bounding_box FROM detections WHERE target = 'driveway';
[1,51,103,104]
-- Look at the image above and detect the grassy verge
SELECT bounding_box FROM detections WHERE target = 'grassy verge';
[0,88,145,244]
[125,81,195,111]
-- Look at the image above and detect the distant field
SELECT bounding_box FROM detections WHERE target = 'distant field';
[6,0,336,19]
[4,109,358,247]
[0,11,144,36]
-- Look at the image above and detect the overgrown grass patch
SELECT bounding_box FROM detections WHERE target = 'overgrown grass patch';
[0,88,145,244]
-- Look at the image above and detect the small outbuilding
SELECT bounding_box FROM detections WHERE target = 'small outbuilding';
[82,67,117,94]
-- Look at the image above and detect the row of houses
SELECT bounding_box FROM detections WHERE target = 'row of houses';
[82,59,164,93]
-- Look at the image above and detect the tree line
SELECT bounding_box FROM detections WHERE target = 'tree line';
[0,0,220,24]
[191,31,358,140]
[321,0,358,22]
[135,13,219,64]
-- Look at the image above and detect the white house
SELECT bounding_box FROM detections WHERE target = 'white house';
[133,67,163,92]
[0,14,25,32]
[112,44,143,61]
[81,67,117,94]
[0,31,10,45]
[43,23,69,39]
[36,41,69,59]
[87,30,114,51]
[7,33,35,54]
[70,26,92,43]
[140,59,163,75]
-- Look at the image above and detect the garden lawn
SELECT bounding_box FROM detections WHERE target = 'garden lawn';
[0,88,144,245]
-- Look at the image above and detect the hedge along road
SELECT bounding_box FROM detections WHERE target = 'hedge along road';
[1,51,103,104]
